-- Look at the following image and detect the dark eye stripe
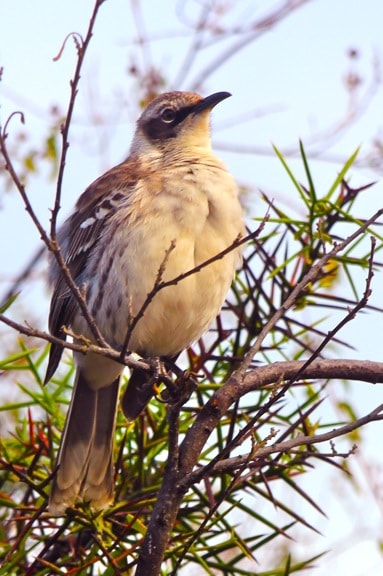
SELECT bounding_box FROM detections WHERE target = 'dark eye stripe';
[144,105,194,140]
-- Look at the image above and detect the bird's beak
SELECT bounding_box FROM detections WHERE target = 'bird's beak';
[192,92,231,114]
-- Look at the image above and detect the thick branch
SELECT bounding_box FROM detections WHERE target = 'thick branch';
[135,403,183,576]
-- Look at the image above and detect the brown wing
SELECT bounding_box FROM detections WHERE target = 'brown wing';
[45,159,141,383]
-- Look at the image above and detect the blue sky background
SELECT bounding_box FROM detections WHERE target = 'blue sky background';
[1,1,383,574]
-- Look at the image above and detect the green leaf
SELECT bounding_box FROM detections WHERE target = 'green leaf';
[324,147,360,200]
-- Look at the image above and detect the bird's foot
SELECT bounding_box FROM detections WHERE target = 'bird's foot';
[158,369,198,409]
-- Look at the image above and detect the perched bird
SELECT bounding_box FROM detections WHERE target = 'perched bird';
[45,90,244,514]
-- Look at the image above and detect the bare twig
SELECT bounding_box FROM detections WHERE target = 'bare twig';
[50,0,106,238]
[173,1,213,88]
[0,0,108,347]
[120,221,265,361]
[120,239,177,358]
[0,112,51,246]
[0,313,150,373]
[0,118,106,347]
[189,0,312,91]
[193,404,382,479]
[48,0,107,346]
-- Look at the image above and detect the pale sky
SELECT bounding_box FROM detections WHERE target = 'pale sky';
[1,1,383,574]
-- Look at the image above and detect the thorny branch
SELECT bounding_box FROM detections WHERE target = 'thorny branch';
[120,239,177,358]
[0,226,258,373]
[50,0,106,236]
[0,312,150,373]
[176,227,382,484]
[135,358,383,575]
[180,357,383,489]
[170,396,382,573]
[197,403,383,478]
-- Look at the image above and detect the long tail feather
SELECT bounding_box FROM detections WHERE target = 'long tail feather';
[49,371,120,515]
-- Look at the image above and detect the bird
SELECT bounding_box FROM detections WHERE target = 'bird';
[45,90,245,515]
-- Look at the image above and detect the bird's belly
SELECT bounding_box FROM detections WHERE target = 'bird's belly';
[102,233,236,356]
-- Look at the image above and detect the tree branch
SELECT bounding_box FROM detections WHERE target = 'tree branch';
[189,0,312,91]
[135,356,383,575]
[185,401,383,483]
[50,0,106,236]
[131,203,383,575]
[0,313,151,374]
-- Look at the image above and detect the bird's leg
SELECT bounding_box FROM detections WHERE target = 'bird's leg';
[150,357,178,399]
[156,360,199,408]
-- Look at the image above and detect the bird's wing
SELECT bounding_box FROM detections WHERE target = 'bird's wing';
[45,160,141,383]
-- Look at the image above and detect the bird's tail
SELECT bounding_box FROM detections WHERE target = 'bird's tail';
[49,371,120,515]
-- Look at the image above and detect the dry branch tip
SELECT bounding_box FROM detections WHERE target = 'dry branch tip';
[53,32,84,62]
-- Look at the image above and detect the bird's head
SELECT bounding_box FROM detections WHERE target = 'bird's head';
[130,91,231,157]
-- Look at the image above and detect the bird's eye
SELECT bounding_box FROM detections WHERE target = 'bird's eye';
[160,108,176,123]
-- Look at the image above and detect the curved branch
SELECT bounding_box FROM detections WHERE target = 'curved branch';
[0,0,107,347]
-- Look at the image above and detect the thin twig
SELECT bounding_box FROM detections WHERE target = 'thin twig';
[0,0,108,347]
[189,0,311,91]
[192,404,382,480]
[289,235,376,385]
[51,0,106,238]
[120,239,177,359]
[0,312,150,373]
[237,208,383,379]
